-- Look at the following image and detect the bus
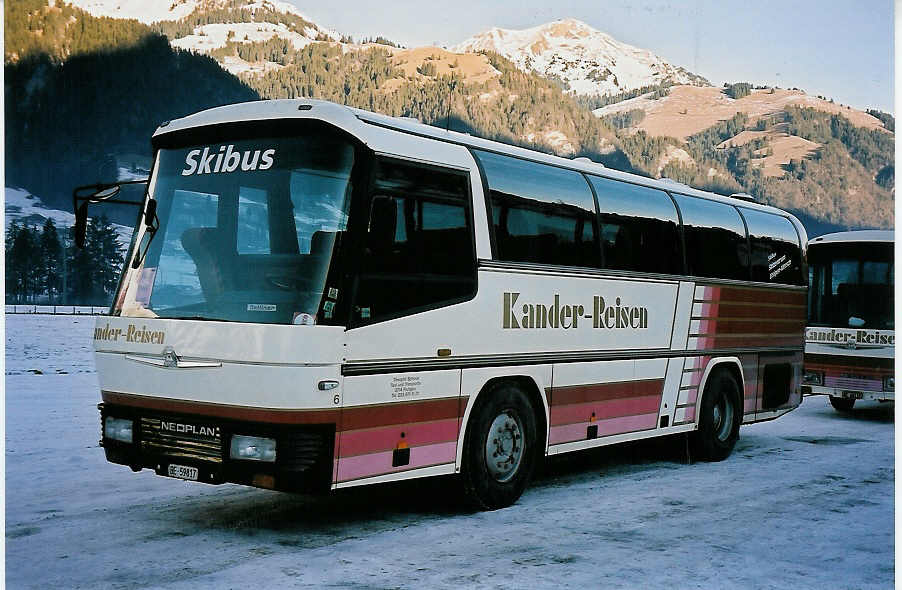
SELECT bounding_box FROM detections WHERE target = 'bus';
[802,231,894,411]
[83,99,808,510]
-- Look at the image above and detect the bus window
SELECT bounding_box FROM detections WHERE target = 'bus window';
[673,194,749,280]
[740,208,802,285]
[588,176,682,275]
[473,150,600,268]
[353,158,475,325]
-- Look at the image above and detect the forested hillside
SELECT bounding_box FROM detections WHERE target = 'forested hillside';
[5,0,893,237]
[6,0,259,215]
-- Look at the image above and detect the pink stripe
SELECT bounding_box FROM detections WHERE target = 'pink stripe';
[336,440,457,482]
[550,394,661,426]
[339,418,459,458]
[684,407,696,422]
[549,413,658,445]
[744,398,757,412]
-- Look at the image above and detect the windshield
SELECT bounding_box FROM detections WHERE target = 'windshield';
[808,241,894,330]
[117,129,356,324]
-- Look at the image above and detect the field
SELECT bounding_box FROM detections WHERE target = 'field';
[5,314,894,589]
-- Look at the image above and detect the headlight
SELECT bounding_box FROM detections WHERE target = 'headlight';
[884,376,894,391]
[104,417,134,443]
[802,370,824,386]
[230,435,276,462]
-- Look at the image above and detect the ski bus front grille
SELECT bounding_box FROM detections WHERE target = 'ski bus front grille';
[140,417,223,463]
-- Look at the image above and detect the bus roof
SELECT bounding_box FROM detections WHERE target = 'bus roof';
[152,98,802,222]
[809,230,894,245]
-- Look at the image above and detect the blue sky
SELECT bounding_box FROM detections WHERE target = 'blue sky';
[290,0,894,113]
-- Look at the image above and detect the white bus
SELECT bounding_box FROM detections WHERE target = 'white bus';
[803,231,894,411]
[84,99,808,509]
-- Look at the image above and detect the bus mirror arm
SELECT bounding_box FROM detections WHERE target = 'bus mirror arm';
[72,178,149,249]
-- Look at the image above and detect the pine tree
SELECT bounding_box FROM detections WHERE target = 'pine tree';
[39,218,63,303]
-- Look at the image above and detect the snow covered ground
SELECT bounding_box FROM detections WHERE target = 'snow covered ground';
[5,315,894,589]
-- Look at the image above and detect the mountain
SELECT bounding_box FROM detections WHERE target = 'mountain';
[452,19,708,96]
[4,1,893,234]
[65,0,340,76]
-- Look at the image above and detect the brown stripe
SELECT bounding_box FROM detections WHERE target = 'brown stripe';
[714,286,807,306]
[341,397,460,431]
[805,354,894,369]
[698,303,806,320]
[102,391,341,425]
[551,378,664,406]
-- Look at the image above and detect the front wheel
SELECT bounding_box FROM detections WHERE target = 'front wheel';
[691,369,742,461]
[829,396,856,411]
[460,383,539,510]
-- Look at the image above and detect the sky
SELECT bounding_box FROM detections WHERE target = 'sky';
[291,0,894,113]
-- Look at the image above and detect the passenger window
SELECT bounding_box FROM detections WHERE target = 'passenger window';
[474,150,599,267]
[740,208,802,284]
[588,176,682,274]
[673,195,749,280]
[353,159,475,325]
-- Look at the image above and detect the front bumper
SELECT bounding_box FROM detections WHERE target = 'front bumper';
[99,403,335,492]
[801,385,894,402]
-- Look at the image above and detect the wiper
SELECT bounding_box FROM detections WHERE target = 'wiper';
[132,199,160,269]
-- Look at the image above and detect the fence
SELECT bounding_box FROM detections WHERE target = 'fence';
[5,305,109,315]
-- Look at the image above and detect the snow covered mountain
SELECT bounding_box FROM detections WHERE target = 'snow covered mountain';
[452,18,708,97]
[65,0,340,75]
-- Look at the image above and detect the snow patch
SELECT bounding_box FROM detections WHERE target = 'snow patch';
[453,19,708,97]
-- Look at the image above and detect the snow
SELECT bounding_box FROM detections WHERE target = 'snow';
[453,19,707,97]
[64,0,321,26]
[170,21,316,54]
[5,187,135,251]
[5,313,894,588]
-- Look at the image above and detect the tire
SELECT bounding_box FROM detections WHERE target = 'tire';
[690,369,742,462]
[829,396,856,411]
[460,382,539,510]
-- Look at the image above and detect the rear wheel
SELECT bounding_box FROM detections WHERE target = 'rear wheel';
[691,369,742,461]
[829,396,856,411]
[460,382,538,510]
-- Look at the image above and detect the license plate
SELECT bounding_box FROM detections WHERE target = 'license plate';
[842,391,864,400]
[167,464,199,481]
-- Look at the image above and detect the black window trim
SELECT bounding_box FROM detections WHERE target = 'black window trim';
[346,154,479,330]
[471,147,602,270]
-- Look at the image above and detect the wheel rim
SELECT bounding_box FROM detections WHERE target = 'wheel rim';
[484,410,524,483]
[712,393,734,442]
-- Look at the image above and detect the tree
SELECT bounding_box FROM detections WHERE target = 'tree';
[38,218,63,303]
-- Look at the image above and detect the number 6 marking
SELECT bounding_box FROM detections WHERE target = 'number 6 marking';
[333,394,341,405]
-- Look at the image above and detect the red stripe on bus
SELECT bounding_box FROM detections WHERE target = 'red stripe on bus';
[550,394,661,427]
[693,319,807,335]
[703,286,806,306]
[549,413,658,445]
[551,379,664,407]
[101,391,341,424]
[698,303,806,320]
[336,441,457,482]
[805,354,894,370]
[338,417,459,458]
[340,397,460,431]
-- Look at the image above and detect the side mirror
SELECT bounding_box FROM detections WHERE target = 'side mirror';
[72,178,148,249]
[74,202,89,248]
